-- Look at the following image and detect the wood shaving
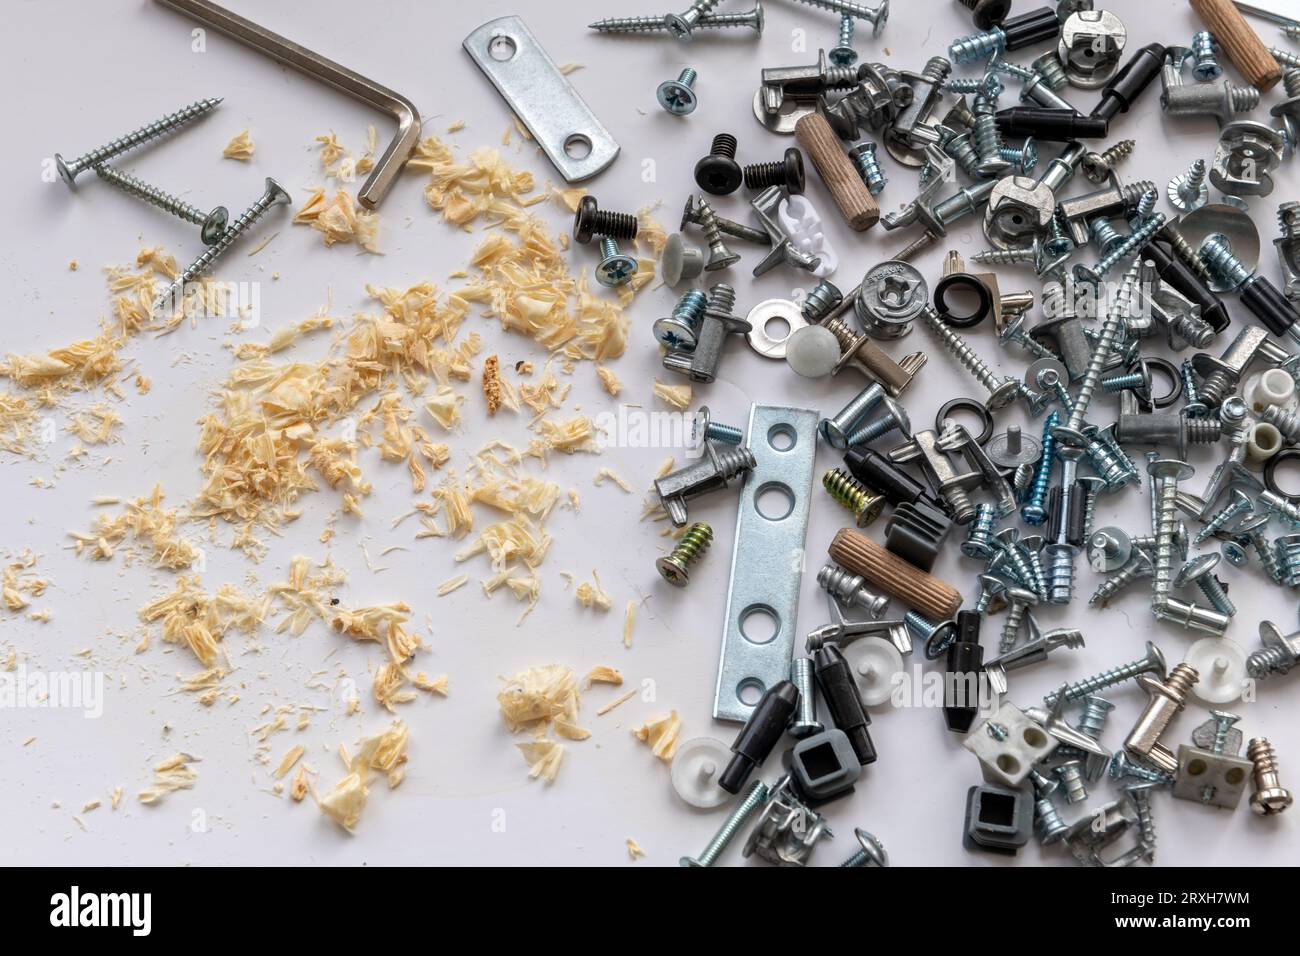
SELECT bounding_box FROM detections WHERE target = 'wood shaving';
[574,572,611,611]
[290,765,310,802]
[223,129,255,161]
[436,573,469,596]
[496,665,581,733]
[596,688,637,717]
[633,711,682,761]
[138,576,267,668]
[627,838,645,860]
[582,666,623,687]
[138,752,199,805]
[3,551,47,613]
[317,720,409,831]
[516,738,563,783]
[623,600,637,648]
[275,744,305,779]
[596,366,621,396]
[593,468,632,492]
[482,354,502,415]
[69,485,200,569]
[293,189,380,253]
[653,380,692,410]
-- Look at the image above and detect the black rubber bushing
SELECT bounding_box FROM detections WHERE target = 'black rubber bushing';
[934,274,992,329]
[1265,448,1300,501]
[936,398,994,446]
[1145,357,1183,409]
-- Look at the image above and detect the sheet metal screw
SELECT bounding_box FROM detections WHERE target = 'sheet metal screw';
[1194,489,1251,545]
[1167,159,1209,213]
[657,522,713,586]
[1248,738,1294,815]
[654,289,709,349]
[680,778,770,866]
[1077,214,1167,282]
[666,0,726,40]
[152,177,290,314]
[692,405,743,445]
[1056,263,1140,444]
[830,15,858,65]
[790,657,823,738]
[55,96,223,185]
[595,238,639,287]
[696,198,741,270]
[823,468,885,526]
[921,306,1019,409]
[1248,620,1300,678]
[789,0,890,37]
[1089,548,1154,606]
[839,828,889,866]
[1126,782,1158,861]
[1081,139,1136,185]
[92,164,228,244]
[1149,459,1195,606]
[1044,641,1166,708]
[574,195,638,244]
[1191,31,1222,81]
[1109,751,1174,785]
[657,68,700,114]
[1021,412,1059,524]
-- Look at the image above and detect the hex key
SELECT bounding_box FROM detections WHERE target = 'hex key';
[155,0,420,209]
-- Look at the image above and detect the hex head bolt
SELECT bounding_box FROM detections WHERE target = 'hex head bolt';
[1248,620,1300,679]
[1247,738,1294,815]
[656,522,712,586]
[589,6,765,36]
[814,644,876,764]
[152,177,291,314]
[742,147,805,194]
[839,828,889,867]
[54,96,223,186]
[819,383,886,449]
[919,306,1018,410]
[680,778,771,866]
[1044,641,1166,708]
[92,164,228,245]
[573,195,638,245]
[594,238,638,287]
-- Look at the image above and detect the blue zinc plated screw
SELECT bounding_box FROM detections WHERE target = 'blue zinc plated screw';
[1021,411,1059,524]
[152,177,291,314]
[1192,31,1223,80]
[1076,213,1167,282]
[950,26,1007,64]
[55,96,223,185]
[654,289,709,349]
[1044,642,1166,708]
[830,15,858,66]
[848,142,887,195]
[93,164,229,245]
[839,828,888,867]
[680,778,770,866]
[657,68,700,115]
[595,238,639,287]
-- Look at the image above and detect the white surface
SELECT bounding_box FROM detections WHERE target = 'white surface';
[1,0,1298,867]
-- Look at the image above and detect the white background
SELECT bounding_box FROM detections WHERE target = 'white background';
[1,0,1298,867]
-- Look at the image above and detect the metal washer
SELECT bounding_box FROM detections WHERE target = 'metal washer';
[746,298,810,360]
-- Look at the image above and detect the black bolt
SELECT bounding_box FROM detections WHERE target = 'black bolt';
[694,133,744,196]
[742,147,806,194]
[957,0,1011,30]
[572,195,639,245]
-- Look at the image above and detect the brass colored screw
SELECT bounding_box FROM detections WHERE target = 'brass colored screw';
[823,468,885,527]
[1247,738,1294,815]
[656,523,713,586]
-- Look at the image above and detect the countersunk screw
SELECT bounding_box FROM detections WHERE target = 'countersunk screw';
[1089,548,1154,606]
[1077,695,1115,740]
[1125,782,1158,861]
[682,194,770,246]
[696,198,741,271]
[819,383,886,448]
[1247,738,1294,815]
[920,306,1019,409]
[830,15,858,65]
[1149,458,1196,606]
[656,522,713,586]
[595,238,639,287]
[1021,411,1059,525]
[848,142,888,195]
[1194,489,1251,545]
[1208,710,1240,754]
[1192,31,1222,81]
[695,133,743,195]
[152,177,290,314]
[93,164,228,244]
[680,778,770,866]
[574,195,638,244]
[789,0,890,38]
[1167,159,1209,213]
[55,96,223,186]
[1081,139,1136,185]
[654,289,709,349]
[823,468,885,526]
[657,68,700,115]
[1044,641,1166,708]
[666,0,726,40]
[590,6,765,36]
[1076,214,1167,282]
[1109,751,1174,786]
[1056,263,1140,443]
[743,147,806,194]
[839,827,889,866]
[845,397,911,446]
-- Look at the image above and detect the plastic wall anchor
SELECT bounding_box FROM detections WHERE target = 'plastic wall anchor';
[841,637,905,707]
[780,195,839,278]
[1183,638,1247,705]
[671,736,736,808]
[1245,422,1284,471]
[1246,368,1297,413]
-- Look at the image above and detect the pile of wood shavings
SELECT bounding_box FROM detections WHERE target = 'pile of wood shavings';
[316,720,409,831]
[69,484,200,568]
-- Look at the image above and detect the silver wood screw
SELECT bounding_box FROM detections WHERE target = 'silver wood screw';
[93,164,228,244]
[1044,642,1165,707]
[55,97,223,186]
[920,306,1019,409]
[152,177,291,314]
[590,7,765,35]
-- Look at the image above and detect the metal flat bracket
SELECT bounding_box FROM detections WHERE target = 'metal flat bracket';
[464,17,619,183]
[714,405,819,723]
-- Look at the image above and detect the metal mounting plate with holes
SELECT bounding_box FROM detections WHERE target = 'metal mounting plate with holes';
[746,298,809,359]
[714,405,818,723]
[464,17,619,183]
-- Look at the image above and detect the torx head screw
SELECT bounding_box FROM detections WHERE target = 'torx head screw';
[657,68,699,115]
[840,827,889,867]
[656,522,713,586]
[694,133,744,195]
[55,96,223,186]
[1247,738,1293,815]
[680,778,771,866]
[742,147,806,194]
[594,238,639,287]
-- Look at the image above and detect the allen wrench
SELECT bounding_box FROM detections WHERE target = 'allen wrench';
[155,0,421,209]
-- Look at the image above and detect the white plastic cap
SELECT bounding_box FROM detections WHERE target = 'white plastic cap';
[786,325,841,378]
